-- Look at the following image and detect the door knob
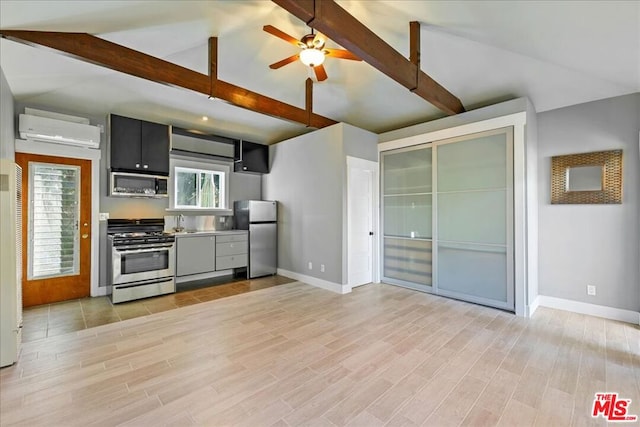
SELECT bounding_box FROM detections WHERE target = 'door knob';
[369,231,374,236]
[82,234,89,239]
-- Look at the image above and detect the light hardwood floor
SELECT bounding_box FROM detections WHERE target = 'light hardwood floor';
[1,282,638,426]
[20,275,295,342]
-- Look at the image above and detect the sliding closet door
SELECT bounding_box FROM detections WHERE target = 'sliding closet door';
[435,128,513,310]
[381,146,433,290]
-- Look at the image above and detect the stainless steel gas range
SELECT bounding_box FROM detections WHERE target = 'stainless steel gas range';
[106,219,175,303]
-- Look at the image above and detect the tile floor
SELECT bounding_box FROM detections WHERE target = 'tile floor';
[21,275,295,342]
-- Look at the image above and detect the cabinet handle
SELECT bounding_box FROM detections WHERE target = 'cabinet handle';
[135,163,140,168]
[143,164,148,169]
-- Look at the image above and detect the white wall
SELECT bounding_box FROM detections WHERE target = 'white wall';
[0,68,14,160]
[537,93,640,312]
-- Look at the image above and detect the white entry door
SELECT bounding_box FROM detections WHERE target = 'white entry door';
[347,157,377,288]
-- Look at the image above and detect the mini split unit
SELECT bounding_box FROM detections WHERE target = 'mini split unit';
[18,108,101,149]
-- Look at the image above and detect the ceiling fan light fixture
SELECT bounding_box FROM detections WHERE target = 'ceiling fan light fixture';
[299,48,325,67]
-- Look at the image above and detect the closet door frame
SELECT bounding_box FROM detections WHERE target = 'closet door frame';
[380,127,514,311]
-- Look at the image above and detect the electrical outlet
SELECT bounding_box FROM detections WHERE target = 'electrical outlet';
[308,262,313,270]
[587,285,596,296]
[99,212,109,221]
[320,264,325,273]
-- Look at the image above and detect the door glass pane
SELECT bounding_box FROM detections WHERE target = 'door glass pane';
[384,194,432,238]
[382,146,432,288]
[383,237,432,286]
[383,148,432,194]
[29,163,80,279]
[437,243,507,301]
[437,133,506,192]
[437,190,506,244]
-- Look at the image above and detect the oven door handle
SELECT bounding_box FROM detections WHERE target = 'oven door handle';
[114,244,174,253]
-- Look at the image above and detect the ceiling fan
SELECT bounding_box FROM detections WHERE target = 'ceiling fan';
[263,24,362,82]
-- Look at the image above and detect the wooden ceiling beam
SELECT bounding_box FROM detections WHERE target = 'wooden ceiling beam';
[409,21,421,68]
[273,0,465,115]
[0,30,210,93]
[305,78,313,127]
[209,36,218,97]
[0,30,337,130]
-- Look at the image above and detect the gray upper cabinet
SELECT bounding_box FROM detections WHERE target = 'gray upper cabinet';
[110,114,170,175]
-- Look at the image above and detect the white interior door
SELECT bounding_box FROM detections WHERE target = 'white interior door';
[347,157,377,288]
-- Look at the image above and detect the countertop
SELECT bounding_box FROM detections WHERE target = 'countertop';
[170,230,248,237]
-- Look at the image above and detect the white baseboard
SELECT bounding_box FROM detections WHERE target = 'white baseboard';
[92,287,108,297]
[277,269,351,294]
[535,295,640,325]
[527,297,540,318]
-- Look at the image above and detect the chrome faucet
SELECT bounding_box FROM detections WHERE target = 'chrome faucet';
[175,214,185,231]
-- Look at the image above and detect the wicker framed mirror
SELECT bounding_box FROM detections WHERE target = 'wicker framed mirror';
[551,149,622,204]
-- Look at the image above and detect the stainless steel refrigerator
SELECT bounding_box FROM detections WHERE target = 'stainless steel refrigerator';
[234,200,277,278]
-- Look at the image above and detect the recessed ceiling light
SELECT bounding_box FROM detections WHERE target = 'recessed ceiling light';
[202,116,208,121]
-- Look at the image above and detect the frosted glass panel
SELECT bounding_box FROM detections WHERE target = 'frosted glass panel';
[384,194,431,238]
[384,237,432,286]
[383,147,432,195]
[435,128,512,308]
[438,243,507,302]
[437,134,506,192]
[438,190,506,244]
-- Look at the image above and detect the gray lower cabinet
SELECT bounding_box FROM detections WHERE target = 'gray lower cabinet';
[175,235,216,277]
[175,233,248,279]
[216,234,248,270]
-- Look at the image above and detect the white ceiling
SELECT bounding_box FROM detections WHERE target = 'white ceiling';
[1,0,638,144]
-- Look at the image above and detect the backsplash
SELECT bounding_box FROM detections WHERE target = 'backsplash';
[164,215,233,232]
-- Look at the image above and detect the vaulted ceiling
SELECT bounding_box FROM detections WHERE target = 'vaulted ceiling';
[1,1,638,144]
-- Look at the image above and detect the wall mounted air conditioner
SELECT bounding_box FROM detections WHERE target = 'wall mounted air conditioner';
[19,108,101,149]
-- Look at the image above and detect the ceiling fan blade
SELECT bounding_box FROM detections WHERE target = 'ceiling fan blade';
[312,32,326,49]
[269,54,299,69]
[263,25,303,47]
[314,65,328,82]
[325,48,362,61]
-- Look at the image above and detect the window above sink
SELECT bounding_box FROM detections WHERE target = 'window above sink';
[168,155,231,214]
